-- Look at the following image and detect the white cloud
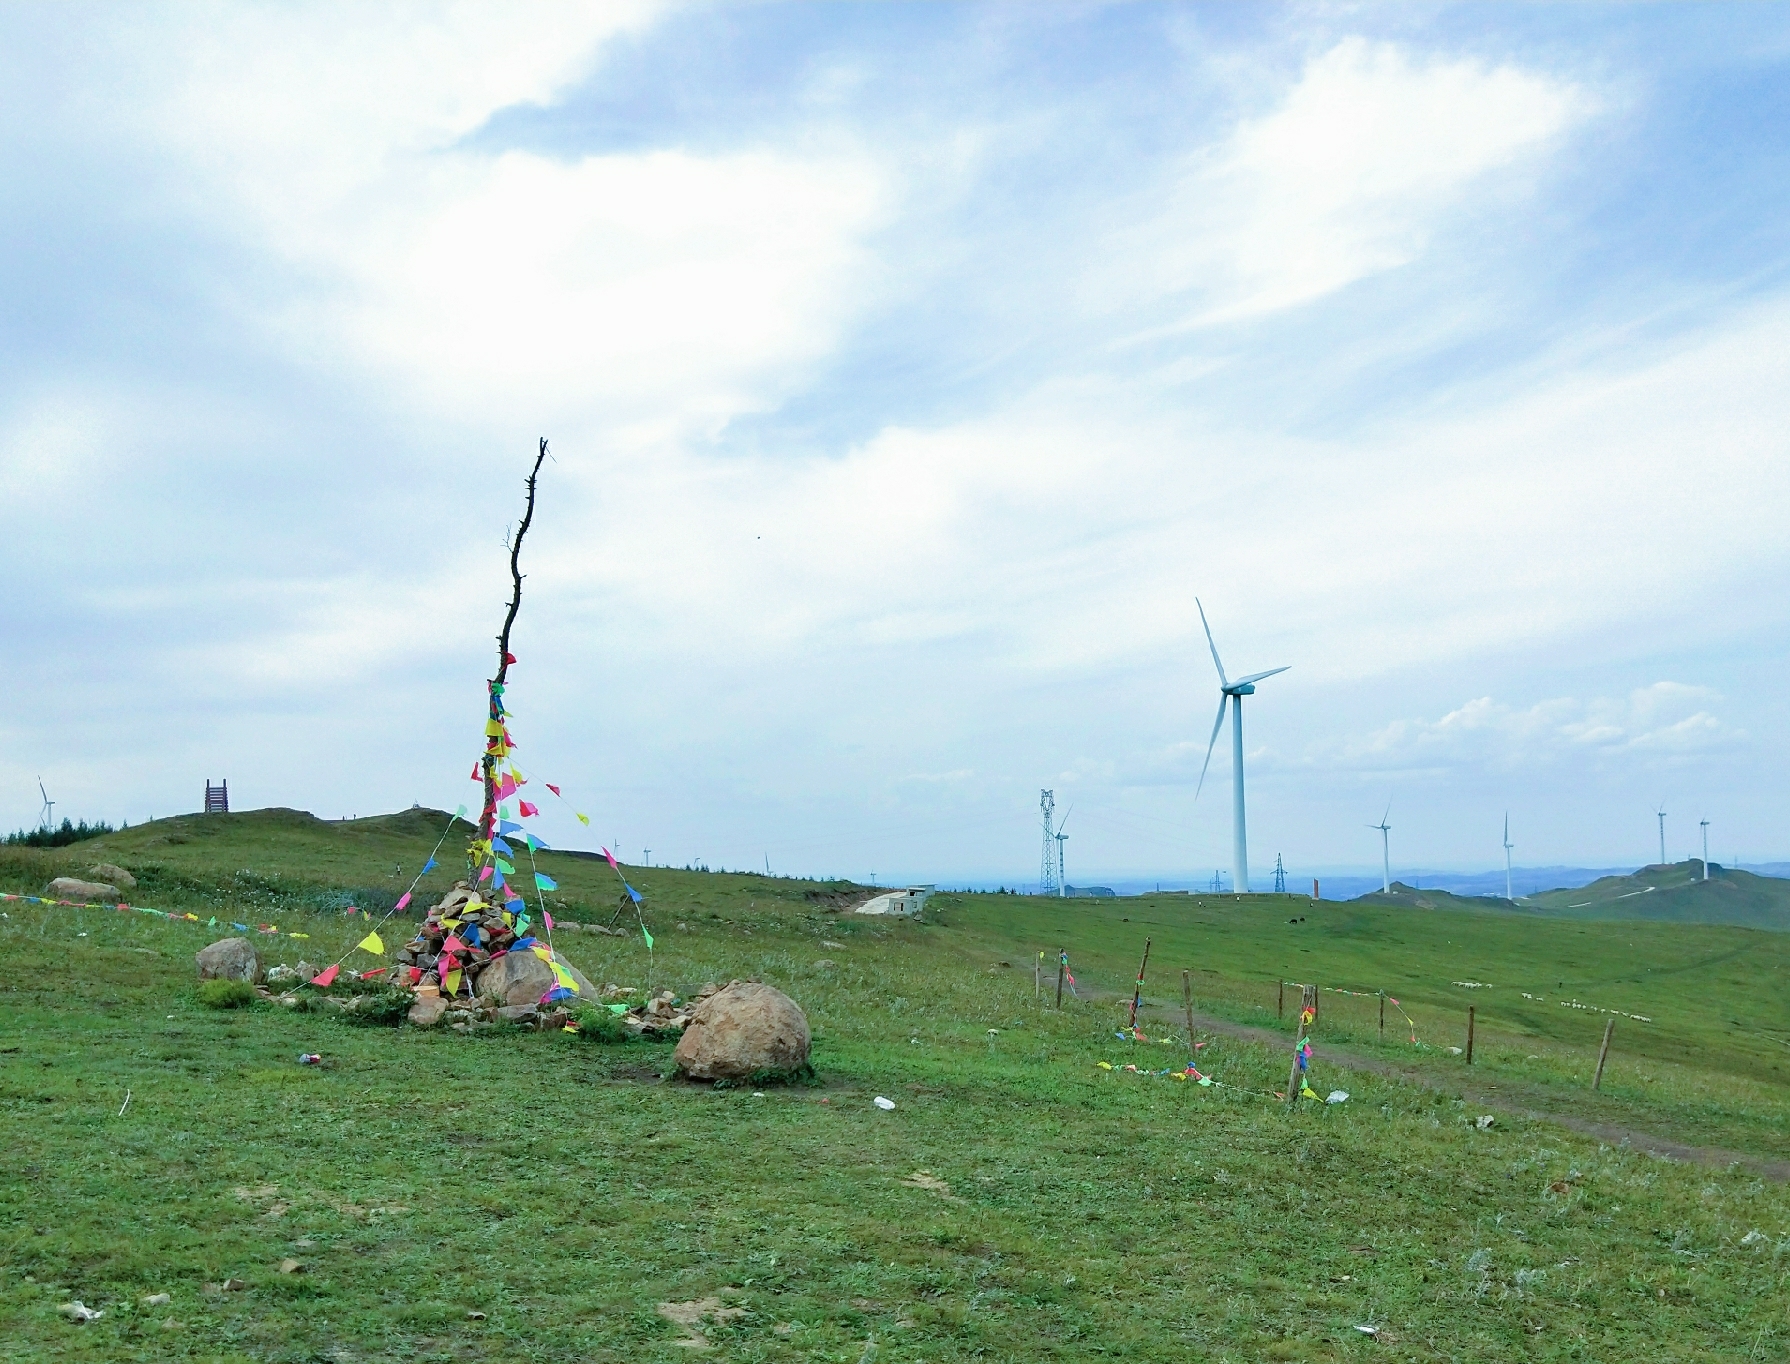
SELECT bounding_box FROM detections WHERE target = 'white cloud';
[1318,683,1741,776]
[1104,37,1590,328]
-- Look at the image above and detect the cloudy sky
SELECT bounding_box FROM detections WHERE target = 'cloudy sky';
[5,3,1788,886]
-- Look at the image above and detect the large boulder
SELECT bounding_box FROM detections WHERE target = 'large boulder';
[88,863,137,891]
[475,948,595,1007]
[195,937,262,984]
[47,877,120,902]
[673,981,810,1081]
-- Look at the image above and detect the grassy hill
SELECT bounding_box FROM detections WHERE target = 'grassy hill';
[1348,861,1790,932]
[1528,860,1790,930]
[2,810,1787,1360]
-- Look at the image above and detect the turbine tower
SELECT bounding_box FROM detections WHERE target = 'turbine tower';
[1656,804,1667,867]
[1502,813,1514,903]
[1195,599,1289,895]
[1053,806,1073,898]
[1038,790,1059,896]
[36,779,53,832]
[1370,805,1392,893]
[1699,817,1710,881]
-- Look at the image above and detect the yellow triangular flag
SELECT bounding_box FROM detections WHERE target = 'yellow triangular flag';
[357,931,384,955]
[576,812,590,826]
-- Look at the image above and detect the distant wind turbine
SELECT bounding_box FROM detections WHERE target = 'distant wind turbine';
[1195,600,1289,895]
[1699,817,1710,882]
[1503,813,1514,903]
[1656,803,1667,867]
[1369,805,1392,893]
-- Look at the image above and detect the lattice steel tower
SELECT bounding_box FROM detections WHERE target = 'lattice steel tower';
[1272,853,1287,894]
[1038,790,1060,895]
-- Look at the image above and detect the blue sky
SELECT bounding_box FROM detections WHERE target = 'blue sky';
[4,3,1788,885]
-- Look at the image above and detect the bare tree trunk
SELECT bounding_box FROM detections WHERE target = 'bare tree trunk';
[477,439,549,855]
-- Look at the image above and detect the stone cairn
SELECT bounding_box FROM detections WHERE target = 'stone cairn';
[393,881,517,993]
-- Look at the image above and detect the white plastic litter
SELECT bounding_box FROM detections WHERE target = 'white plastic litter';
[1476,1115,1496,1130]
[59,1301,104,1323]
[1326,1090,1349,1104]
[142,1293,172,1306]
[1355,1325,1378,1336]
[873,1096,896,1110]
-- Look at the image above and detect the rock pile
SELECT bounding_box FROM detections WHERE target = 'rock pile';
[390,882,526,993]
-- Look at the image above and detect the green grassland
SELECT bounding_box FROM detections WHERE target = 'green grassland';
[2,810,1788,1362]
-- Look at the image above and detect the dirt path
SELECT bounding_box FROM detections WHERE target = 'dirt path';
[1160,1003,1790,1182]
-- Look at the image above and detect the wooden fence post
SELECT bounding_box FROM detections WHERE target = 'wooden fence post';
[1182,970,1195,1053]
[1055,949,1065,1009]
[1379,991,1386,1044]
[1466,1006,1475,1064]
[1034,952,1041,1002]
[1127,939,1153,1031]
[1593,1018,1615,1090]
[1285,984,1316,1104]
[1278,979,1284,1021]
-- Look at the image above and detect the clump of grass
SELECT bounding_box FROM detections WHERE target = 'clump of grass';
[338,987,415,1027]
[196,978,256,1009]
[569,1005,632,1044]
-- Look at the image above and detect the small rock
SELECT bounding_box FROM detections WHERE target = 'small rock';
[46,877,119,903]
[466,1310,487,1320]
[195,937,263,984]
[278,1259,303,1275]
[142,1292,172,1306]
[1741,1229,1768,1246]
[1475,1115,1496,1130]
[223,1278,246,1291]
[88,863,138,891]
[813,959,837,969]
[408,995,449,1028]
[821,940,844,949]
[496,1004,540,1024]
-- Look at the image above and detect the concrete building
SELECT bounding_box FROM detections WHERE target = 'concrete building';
[853,885,935,916]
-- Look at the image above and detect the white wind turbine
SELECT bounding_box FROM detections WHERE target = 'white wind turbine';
[1195,600,1289,895]
[1369,804,1392,893]
[1503,812,1514,903]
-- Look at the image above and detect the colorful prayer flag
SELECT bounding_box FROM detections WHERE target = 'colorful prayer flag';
[518,800,538,817]
[602,847,618,870]
[576,812,590,826]
[356,931,384,955]
[395,892,412,912]
[535,873,557,891]
[546,783,560,796]
[311,964,340,987]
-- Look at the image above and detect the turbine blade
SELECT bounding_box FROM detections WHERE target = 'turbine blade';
[1195,695,1227,799]
[1382,800,1392,825]
[1056,804,1074,834]
[1231,666,1289,687]
[1196,598,1228,687]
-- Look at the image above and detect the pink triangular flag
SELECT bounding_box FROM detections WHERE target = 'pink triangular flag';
[602,847,619,870]
[310,964,340,988]
[544,911,554,931]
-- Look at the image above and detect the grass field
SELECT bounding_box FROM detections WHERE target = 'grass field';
[2,811,1787,1362]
